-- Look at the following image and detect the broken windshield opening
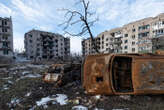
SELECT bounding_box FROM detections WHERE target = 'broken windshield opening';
[112,56,133,93]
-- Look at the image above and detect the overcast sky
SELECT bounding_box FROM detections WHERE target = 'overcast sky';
[0,0,164,54]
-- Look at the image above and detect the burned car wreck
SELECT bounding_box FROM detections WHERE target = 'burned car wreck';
[83,52,164,95]
[43,63,81,86]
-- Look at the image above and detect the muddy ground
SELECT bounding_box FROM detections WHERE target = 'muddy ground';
[0,62,164,110]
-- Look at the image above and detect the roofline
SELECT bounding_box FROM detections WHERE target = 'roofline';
[24,29,70,38]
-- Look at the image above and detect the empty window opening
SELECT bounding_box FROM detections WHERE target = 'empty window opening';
[96,76,103,82]
[112,56,133,92]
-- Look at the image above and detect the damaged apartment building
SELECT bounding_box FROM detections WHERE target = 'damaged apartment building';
[24,30,70,60]
[82,13,164,56]
[0,17,13,57]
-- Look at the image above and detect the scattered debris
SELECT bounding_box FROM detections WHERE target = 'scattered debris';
[94,108,104,110]
[72,99,80,105]
[119,95,131,101]
[7,98,21,108]
[112,108,129,110]
[94,95,101,100]
[43,73,62,83]
[22,71,30,75]
[72,105,88,110]
[0,60,164,110]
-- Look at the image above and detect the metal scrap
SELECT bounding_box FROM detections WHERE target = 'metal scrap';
[43,63,81,86]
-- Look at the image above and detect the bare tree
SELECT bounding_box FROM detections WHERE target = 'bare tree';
[60,0,99,53]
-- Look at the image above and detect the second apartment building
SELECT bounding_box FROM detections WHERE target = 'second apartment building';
[82,13,164,56]
[24,30,70,60]
[0,17,13,57]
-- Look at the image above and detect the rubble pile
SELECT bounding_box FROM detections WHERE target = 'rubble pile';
[0,62,164,110]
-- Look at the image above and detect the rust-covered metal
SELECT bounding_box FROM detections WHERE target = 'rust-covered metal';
[43,64,65,83]
[43,63,81,86]
[83,51,164,95]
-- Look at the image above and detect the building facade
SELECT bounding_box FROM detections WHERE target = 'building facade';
[82,13,164,56]
[24,30,70,60]
[0,17,13,57]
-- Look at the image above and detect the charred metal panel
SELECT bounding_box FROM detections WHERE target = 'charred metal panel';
[43,63,81,86]
[83,54,113,94]
[83,52,164,95]
[133,58,164,94]
[43,64,65,83]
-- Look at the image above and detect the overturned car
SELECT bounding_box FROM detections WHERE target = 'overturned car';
[83,52,164,95]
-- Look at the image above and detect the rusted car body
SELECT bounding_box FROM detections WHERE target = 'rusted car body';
[83,53,164,95]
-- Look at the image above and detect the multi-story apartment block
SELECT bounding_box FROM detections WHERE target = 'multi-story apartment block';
[152,35,164,52]
[82,13,164,56]
[82,38,91,56]
[82,28,123,56]
[24,30,70,60]
[151,14,164,52]
[82,30,115,56]
[110,28,123,53]
[0,17,13,57]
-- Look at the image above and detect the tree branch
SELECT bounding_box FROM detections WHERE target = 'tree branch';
[59,0,100,53]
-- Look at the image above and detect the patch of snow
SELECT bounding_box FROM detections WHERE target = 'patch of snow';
[72,105,88,110]
[16,74,41,82]
[36,96,55,106]
[36,94,68,107]
[8,80,14,84]
[0,77,12,80]
[3,87,9,90]
[27,64,49,69]
[9,66,26,71]
[2,84,9,90]
[24,74,41,78]
[25,92,31,97]
[22,71,30,75]
[53,94,68,105]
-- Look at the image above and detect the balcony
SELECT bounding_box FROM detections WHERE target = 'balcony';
[152,24,164,30]
[0,32,10,36]
[152,33,164,38]
[0,46,10,50]
[114,40,122,44]
[115,34,123,38]
[114,46,122,50]
[0,40,10,43]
